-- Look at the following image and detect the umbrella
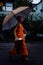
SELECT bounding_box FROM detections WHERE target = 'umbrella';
[2,6,32,30]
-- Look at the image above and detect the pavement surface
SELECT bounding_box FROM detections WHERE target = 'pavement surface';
[0,41,43,65]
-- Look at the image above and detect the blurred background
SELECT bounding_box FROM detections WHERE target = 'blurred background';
[0,0,43,42]
[0,1,43,65]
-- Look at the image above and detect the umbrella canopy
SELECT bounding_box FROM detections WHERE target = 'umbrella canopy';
[2,6,32,30]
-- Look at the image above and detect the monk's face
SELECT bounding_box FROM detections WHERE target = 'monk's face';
[17,17,23,23]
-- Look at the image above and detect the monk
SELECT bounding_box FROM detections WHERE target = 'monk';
[9,16,29,61]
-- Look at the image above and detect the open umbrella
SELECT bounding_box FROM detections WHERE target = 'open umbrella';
[2,6,32,30]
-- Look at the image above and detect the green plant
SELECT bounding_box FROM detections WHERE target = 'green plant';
[13,0,32,8]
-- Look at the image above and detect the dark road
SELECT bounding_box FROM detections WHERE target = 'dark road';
[0,41,43,65]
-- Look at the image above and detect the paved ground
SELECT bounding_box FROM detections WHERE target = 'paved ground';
[0,41,43,65]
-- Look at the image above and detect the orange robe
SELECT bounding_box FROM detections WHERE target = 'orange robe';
[9,24,28,56]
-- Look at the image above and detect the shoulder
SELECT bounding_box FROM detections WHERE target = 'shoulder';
[20,23,23,26]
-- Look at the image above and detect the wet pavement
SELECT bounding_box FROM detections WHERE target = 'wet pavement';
[0,41,43,65]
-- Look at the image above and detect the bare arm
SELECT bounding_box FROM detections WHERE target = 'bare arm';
[23,28,27,34]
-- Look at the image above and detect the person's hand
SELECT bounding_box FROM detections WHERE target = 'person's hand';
[15,37,18,41]
[25,31,28,34]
